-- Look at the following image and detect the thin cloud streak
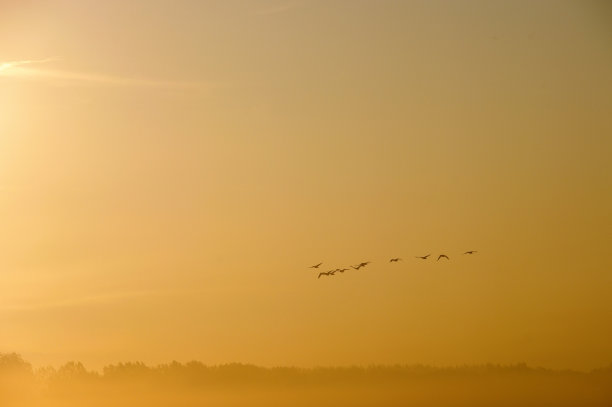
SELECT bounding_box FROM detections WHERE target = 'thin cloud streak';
[0,57,58,72]
[1,58,222,90]
[2,67,219,90]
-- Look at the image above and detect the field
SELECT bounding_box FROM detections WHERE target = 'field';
[3,354,612,407]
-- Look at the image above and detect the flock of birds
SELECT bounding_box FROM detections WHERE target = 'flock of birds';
[310,251,478,279]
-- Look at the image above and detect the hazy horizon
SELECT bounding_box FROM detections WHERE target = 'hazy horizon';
[3,352,612,407]
[7,351,612,373]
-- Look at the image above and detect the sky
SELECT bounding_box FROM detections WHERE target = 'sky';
[0,0,611,371]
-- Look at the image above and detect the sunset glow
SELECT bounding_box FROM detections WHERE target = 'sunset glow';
[1,1,611,406]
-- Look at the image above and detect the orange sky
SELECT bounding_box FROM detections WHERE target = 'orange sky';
[1,0,611,371]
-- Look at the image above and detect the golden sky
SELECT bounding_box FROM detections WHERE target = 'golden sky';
[1,0,611,371]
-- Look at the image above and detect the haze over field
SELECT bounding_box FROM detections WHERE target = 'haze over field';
[1,2,611,398]
[3,353,612,407]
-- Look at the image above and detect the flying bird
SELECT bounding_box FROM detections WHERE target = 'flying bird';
[309,263,323,269]
[416,254,431,260]
[335,268,349,273]
[351,262,369,270]
[437,254,449,261]
[464,251,477,255]
[389,258,402,262]
[318,271,332,279]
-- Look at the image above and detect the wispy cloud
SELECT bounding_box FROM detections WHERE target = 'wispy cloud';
[0,58,220,90]
[0,57,58,72]
[256,1,300,16]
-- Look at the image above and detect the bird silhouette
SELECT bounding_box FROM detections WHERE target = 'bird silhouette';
[389,258,402,262]
[335,268,349,273]
[318,271,333,279]
[309,263,323,269]
[437,254,449,261]
[416,254,431,260]
[351,265,362,270]
[464,251,477,255]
